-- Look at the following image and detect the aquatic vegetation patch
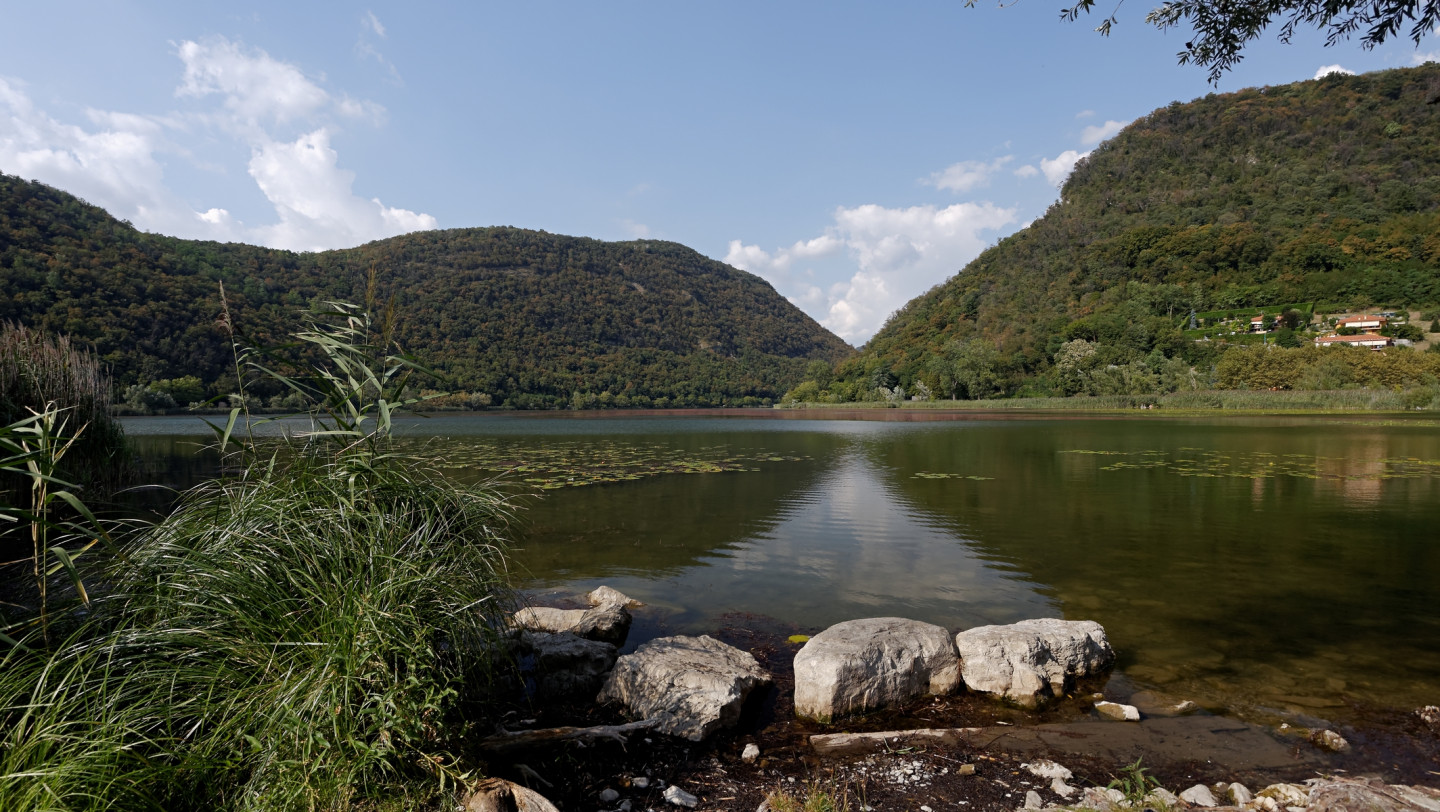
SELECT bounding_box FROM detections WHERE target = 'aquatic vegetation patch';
[911,471,995,480]
[416,438,809,489]
[1063,449,1440,481]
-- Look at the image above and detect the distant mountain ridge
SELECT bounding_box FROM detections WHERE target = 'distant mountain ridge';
[817,64,1440,398]
[0,174,854,408]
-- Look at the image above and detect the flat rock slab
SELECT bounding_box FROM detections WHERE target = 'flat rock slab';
[793,617,960,723]
[598,635,771,741]
[512,604,631,646]
[965,716,1325,772]
[954,618,1113,707]
[810,727,982,756]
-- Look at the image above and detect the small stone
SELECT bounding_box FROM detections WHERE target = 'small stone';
[1311,728,1351,752]
[1179,784,1219,807]
[619,802,632,812]
[632,778,650,790]
[1418,705,1440,732]
[1094,700,1141,721]
[741,743,761,763]
[1226,782,1254,804]
[588,585,644,609]
[1252,797,1280,812]
[958,764,976,776]
[600,788,621,803]
[1023,760,1073,781]
[921,806,934,812]
[1258,783,1308,807]
[663,786,698,808]
[1051,778,1076,799]
[1172,700,1200,714]
[1023,790,1043,809]
[1145,788,1180,808]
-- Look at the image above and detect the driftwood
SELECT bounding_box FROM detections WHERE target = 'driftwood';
[810,727,983,756]
[478,718,659,757]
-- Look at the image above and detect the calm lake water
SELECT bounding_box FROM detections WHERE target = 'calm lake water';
[122,410,1440,725]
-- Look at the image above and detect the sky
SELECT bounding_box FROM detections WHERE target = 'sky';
[2,2,1436,346]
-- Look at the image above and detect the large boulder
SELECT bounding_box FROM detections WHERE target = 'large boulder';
[509,631,618,702]
[598,635,771,741]
[792,617,960,723]
[953,619,1113,707]
[512,604,631,646]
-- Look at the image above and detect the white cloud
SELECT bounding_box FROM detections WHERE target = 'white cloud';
[0,37,433,251]
[1080,119,1129,145]
[620,219,650,238]
[177,38,330,126]
[1075,109,1096,119]
[924,156,1012,193]
[1013,164,1039,179]
[728,202,1016,343]
[1040,149,1088,187]
[247,129,436,251]
[1413,51,1440,65]
[1314,64,1356,79]
[363,11,387,37]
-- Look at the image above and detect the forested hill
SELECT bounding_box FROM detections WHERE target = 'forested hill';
[0,174,854,408]
[815,64,1440,400]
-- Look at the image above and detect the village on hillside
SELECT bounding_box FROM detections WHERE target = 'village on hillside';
[1181,304,1432,351]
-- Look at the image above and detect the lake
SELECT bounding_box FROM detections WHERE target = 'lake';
[122,410,1440,726]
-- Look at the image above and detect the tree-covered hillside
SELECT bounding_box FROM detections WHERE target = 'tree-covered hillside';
[806,64,1440,401]
[0,174,854,408]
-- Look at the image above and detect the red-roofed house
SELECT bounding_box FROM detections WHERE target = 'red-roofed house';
[1315,333,1391,349]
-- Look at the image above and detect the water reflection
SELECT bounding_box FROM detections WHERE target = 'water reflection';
[119,413,1440,721]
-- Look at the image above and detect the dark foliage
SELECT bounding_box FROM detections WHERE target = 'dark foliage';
[824,64,1440,398]
[0,176,854,409]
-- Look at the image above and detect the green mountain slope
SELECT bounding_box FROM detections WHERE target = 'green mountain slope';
[818,64,1440,400]
[0,174,854,408]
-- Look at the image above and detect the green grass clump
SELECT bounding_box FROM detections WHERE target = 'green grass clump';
[1,299,519,811]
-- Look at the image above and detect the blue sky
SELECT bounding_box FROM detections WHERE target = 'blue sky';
[2,2,1435,345]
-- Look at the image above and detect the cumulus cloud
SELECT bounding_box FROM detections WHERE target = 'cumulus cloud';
[247,129,435,251]
[177,38,330,126]
[924,156,1012,193]
[1314,64,1356,79]
[0,37,432,251]
[727,202,1015,343]
[1013,164,1039,179]
[1040,149,1088,187]
[1080,119,1129,145]
[1413,51,1440,65]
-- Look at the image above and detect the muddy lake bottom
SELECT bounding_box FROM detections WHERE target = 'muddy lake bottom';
[482,613,1440,812]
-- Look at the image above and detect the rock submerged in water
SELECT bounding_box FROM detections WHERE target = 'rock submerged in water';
[587,585,644,609]
[953,618,1114,707]
[598,635,771,741]
[1094,700,1140,721]
[792,617,960,723]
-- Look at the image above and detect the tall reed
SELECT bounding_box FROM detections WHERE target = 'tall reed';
[0,301,519,812]
[0,322,128,494]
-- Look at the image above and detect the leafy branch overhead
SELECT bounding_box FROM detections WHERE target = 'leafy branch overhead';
[971,0,1440,82]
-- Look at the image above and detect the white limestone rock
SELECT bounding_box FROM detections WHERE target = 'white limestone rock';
[1229,782,1255,805]
[953,619,1114,707]
[1094,700,1140,721]
[588,585,644,609]
[741,743,761,763]
[598,635,771,741]
[1179,783,1219,807]
[1023,790,1043,809]
[512,604,632,645]
[1023,760,1073,781]
[663,785,699,808]
[1051,778,1077,799]
[792,617,960,722]
[1258,783,1310,807]
[1312,728,1351,752]
[1145,788,1181,809]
